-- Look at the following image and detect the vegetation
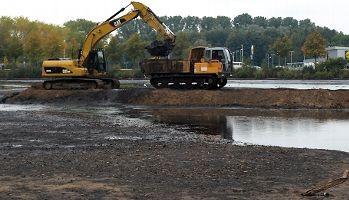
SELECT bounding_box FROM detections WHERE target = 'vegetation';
[302,31,327,63]
[230,58,349,79]
[0,14,349,79]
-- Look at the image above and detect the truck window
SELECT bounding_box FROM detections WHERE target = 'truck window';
[204,50,211,60]
[212,50,224,60]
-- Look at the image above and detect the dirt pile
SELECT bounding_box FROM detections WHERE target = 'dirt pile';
[129,88,349,109]
[2,87,349,109]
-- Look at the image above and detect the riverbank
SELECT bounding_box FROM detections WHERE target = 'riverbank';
[3,87,349,109]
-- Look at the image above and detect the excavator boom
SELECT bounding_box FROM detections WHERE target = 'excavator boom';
[79,1,176,67]
[79,9,139,67]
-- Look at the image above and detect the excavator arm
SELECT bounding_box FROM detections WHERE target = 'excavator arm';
[79,7,139,67]
[79,1,176,67]
[131,2,176,57]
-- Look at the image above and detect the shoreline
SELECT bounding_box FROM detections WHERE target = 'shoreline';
[3,87,349,109]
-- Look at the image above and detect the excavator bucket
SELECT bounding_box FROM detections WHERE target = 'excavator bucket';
[146,40,174,57]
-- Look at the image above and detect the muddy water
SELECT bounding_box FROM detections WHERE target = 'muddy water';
[1,102,349,152]
[125,106,349,152]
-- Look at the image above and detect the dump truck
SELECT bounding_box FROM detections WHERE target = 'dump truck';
[141,46,232,89]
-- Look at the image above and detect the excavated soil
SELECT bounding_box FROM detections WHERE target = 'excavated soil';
[3,87,349,109]
[1,87,349,199]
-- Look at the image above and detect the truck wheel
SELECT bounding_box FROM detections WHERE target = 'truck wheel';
[112,79,120,89]
[43,82,52,90]
[218,77,227,88]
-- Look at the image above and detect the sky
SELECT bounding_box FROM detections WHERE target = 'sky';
[1,0,348,34]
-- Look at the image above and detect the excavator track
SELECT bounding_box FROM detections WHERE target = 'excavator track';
[42,78,120,90]
[150,74,227,90]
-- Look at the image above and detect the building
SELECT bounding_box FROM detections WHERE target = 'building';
[326,46,349,59]
[302,46,349,67]
[303,58,326,67]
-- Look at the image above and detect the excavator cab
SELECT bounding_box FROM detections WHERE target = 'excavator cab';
[82,49,107,75]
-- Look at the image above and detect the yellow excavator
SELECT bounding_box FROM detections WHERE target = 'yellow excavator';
[42,1,176,89]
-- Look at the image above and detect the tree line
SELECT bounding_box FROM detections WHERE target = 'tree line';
[1,14,349,78]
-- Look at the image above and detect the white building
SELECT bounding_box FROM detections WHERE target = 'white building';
[303,46,349,67]
[326,46,349,59]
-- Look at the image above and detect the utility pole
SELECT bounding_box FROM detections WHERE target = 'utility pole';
[267,53,270,68]
[236,50,240,62]
[241,44,244,64]
[290,51,294,67]
[271,54,275,67]
[251,45,254,65]
[63,40,66,58]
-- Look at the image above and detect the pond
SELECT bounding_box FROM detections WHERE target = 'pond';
[128,106,349,152]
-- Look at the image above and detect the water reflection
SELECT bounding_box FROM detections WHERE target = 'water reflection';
[135,107,349,152]
[227,115,349,152]
[0,104,46,111]
[226,79,349,90]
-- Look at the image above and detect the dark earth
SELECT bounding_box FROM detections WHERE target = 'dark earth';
[0,87,349,199]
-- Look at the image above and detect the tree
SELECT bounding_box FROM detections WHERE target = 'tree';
[302,32,327,64]
[6,36,23,63]
[64,19,96,47]
[163,16,184,33]
[233,13,253,27]
[105,36,124,64]
[23,30,44,64]
[299,19,315,29]
[282,17,298,28]
[268,17,282,28]
[42,31,65,58]
[122,34,148,68]
[216,16,232,30]
[253,16,268,27]
[205,28,229,46]
[171,32,191,59]
[182,16,200,32]
[272,36,292,66]
[200,17,216,31]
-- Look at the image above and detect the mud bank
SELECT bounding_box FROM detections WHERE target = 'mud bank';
[3,87,349,109]
[1,87,349,199]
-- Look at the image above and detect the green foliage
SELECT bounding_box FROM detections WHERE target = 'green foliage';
[339,69,349,79]
[171,32,191,59]
[302,32,327,62]
[315,58,347,77]
[260,67,284,78]
[235,66,257,78]
[107,64,143,79]
[316,58,346,71]
[233,13,253,27]
[6,64,41,78]
[272,36,292,59]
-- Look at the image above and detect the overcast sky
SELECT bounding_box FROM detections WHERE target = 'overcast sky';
[1,0,348,34]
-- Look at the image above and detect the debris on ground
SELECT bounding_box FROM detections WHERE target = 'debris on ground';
[302,170,349,196]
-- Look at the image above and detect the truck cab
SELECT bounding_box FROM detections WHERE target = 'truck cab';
[204,47,233,73]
